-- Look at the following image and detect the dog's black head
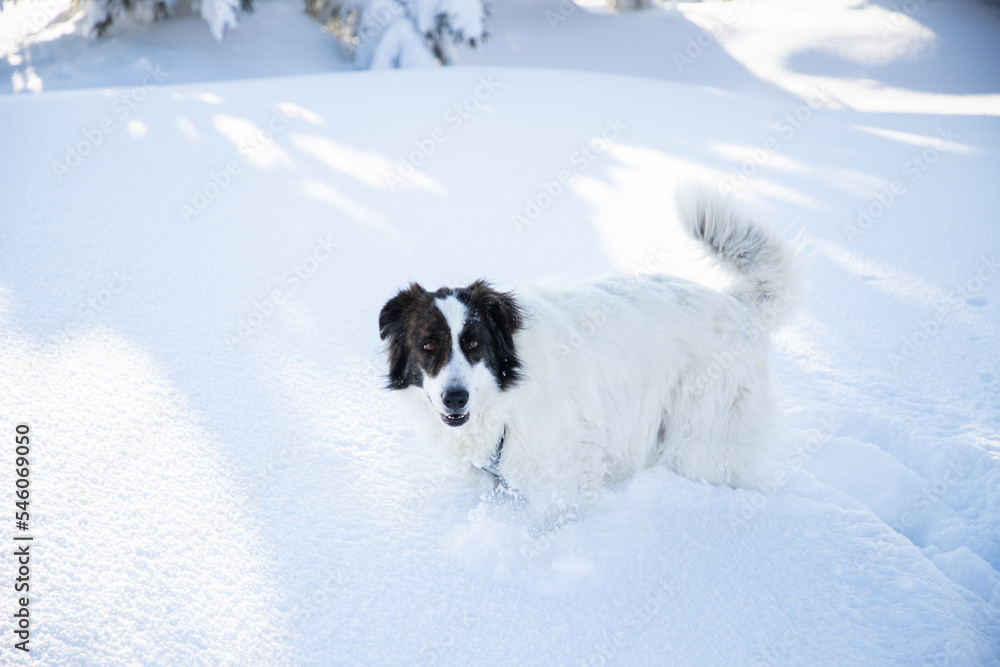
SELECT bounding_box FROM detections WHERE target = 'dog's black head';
[379,280,524,427]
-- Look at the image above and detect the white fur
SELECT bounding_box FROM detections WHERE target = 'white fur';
[422,297,472,414]
[393,187,800,513]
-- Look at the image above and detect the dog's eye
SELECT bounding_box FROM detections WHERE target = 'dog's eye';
[422,342,436,352]
[467,340,479,350]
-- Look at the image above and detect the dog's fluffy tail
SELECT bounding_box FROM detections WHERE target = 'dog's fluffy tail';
[676,184,800,330]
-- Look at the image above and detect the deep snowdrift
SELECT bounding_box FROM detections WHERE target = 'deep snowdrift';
[1,62,998,663]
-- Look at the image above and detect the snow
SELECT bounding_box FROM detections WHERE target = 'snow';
[196,0,244,42]
[1,0,999,663]
[0,0,350,93]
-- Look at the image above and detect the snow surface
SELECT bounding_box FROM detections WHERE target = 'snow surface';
[1,0,999,664]
[0,0,351,93]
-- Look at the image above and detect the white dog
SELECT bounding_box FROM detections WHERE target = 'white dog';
[379,186,800,511]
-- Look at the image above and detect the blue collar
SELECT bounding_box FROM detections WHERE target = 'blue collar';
[481,426,506,478]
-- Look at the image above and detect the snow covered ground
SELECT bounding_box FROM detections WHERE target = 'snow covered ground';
[1,0,999,664]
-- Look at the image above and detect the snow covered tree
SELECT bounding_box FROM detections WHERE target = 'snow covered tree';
[84,0,254,40]
[308,0,488,68]
[608,0,657,10]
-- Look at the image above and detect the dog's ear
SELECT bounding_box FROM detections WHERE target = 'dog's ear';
[379,283,425,389]
[468,280,524,389]
[379,283,425,341]
[486,288,524,348]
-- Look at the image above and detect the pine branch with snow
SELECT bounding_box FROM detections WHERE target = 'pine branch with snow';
[84,0,253,40]
[309,0,488,69]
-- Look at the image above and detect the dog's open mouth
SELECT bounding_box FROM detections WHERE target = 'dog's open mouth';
[441,412,470,427]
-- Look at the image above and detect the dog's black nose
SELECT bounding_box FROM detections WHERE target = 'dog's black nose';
[442,388,469,411]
